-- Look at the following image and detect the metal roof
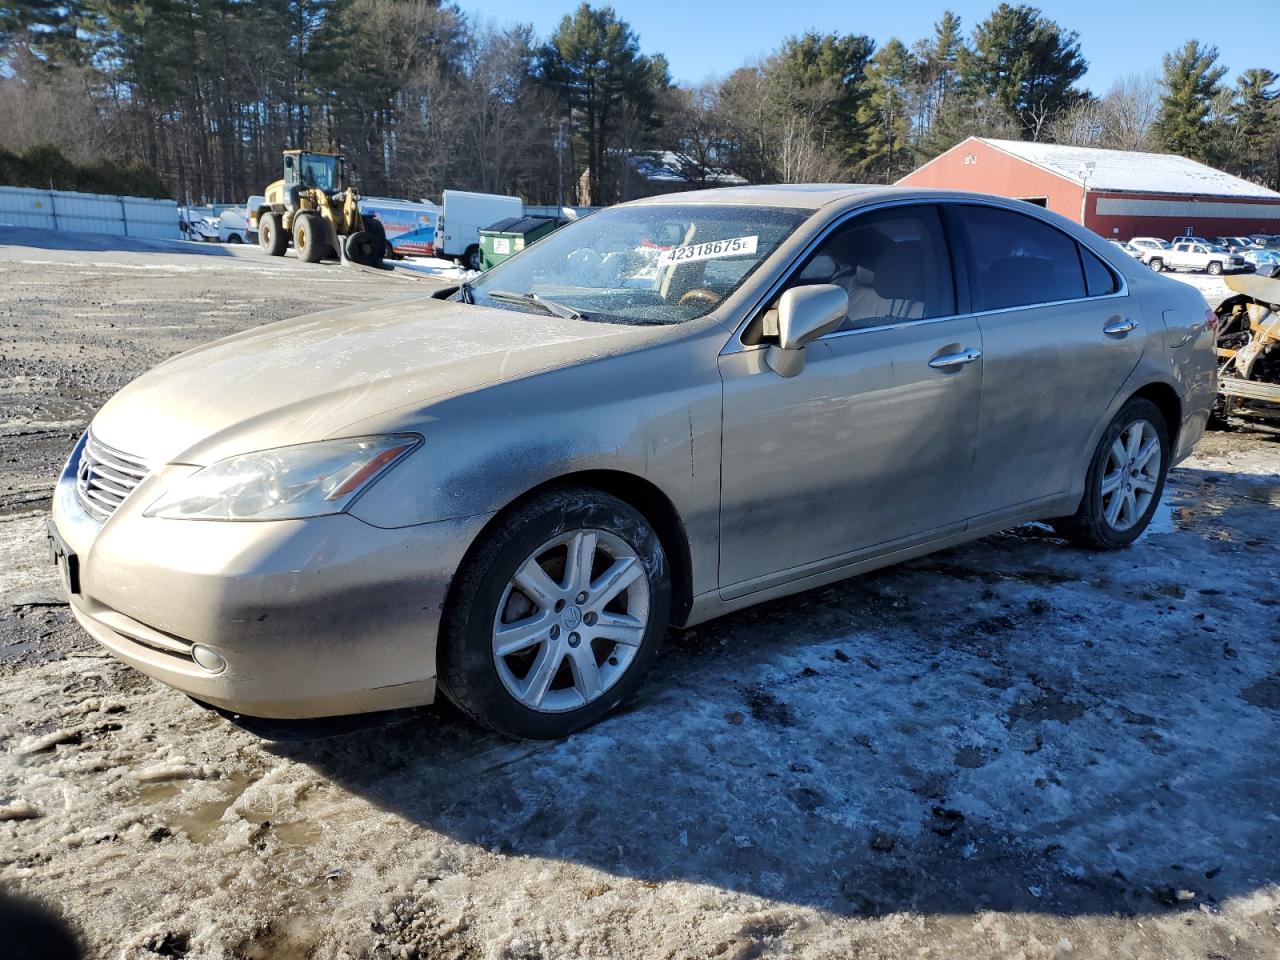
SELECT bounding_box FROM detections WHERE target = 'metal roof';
[978,138,1280,199]
[630,183,891,208]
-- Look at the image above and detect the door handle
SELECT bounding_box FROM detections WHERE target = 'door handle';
[928,347,982,369]
[1103,318,1138,335]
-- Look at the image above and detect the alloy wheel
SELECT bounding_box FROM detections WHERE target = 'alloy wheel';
[492,529,650,713]
[1100,418,1162,531]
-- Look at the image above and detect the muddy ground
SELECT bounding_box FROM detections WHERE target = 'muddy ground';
[1,233,1278,960]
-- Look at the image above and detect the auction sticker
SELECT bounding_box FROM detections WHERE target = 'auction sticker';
[658,235,758,266]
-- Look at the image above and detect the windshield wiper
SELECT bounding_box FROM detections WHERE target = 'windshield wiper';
[487,290,582,320]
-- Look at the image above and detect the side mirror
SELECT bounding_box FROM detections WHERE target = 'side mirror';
[765,284,849,377]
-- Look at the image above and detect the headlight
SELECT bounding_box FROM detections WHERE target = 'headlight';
[145,435,420,521]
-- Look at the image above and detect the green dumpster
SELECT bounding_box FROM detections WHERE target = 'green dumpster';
[478,216,562,270]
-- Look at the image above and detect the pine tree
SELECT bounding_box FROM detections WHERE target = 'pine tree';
[960,3,1088,140]
[1226,68,1279,187]
[857,38,919,182]
[535,3,666,204]
[1152,39,1227,162]
[913,11,963,138]
[767,31,876,165]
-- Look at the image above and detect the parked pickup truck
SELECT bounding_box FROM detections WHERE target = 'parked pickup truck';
[1148,242,1249,276]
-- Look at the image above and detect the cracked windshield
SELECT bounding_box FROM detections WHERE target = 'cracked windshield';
[460,204,809,323]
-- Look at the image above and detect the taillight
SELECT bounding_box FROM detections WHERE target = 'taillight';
[1205,307,1219,333]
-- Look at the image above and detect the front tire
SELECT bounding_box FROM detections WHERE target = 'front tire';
[258,212,287,256]
[439,488,671,740]
[294,213,325,263]
[1053,398,1169,549]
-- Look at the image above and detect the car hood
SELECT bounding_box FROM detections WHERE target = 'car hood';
[91,295,664,465]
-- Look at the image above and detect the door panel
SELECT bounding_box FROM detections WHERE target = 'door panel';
[944,203,1146,518]
[966,300,1144,516]
[718,317,982,589]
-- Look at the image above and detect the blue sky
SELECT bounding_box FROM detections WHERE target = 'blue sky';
[453,0,1278,92]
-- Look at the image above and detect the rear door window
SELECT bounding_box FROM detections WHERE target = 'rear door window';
[951,205,1086,310]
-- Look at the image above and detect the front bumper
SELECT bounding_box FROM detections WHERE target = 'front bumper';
[51,439,491,718]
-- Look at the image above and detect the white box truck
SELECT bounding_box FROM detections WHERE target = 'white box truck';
[438,190,522,269]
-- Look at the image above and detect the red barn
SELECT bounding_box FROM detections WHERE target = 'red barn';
[898,136,1280,240]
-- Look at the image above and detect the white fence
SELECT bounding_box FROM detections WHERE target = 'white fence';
[0,186,180,240]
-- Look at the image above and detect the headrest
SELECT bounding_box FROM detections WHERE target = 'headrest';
[798,254,838,283]
[872,242,924,301]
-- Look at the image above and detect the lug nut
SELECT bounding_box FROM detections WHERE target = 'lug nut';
[575,591,588,604]
[583,611,597,626]
[568,632,581,647]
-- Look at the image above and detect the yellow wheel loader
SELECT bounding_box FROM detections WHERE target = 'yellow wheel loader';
[252,150,386,267]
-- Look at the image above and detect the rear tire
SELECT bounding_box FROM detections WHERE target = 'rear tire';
[1052,397,1170,550]
[439,488,671,740]
[462,244,482,271]
[258,212,287,257]
[1207,261,1223,276]
[1148,258,1163,273]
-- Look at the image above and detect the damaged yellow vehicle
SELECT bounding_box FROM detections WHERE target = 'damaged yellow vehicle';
[1214,270,1280,426]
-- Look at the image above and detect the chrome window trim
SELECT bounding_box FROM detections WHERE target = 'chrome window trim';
[720,195,1130,355]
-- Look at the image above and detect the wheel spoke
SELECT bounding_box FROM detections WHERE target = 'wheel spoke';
[1100,469,1124,496]
[1134,437,1160,471]
[569,647,603,702]
[1104,489,1124,525]
[522,644,562,707]
[1109,437,1127,469]
[1122,490,1137,526]
[1125,422,1145,459]
[591,612,645,647]
[589,557,643,608]
[563,530,598,593]
[494,614,552,657]
[515,558,561,610]
[1132,474,1157,494]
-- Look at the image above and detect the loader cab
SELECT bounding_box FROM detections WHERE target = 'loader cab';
[283,151,343,194]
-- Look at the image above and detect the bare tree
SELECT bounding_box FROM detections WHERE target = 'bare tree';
[0,46,108,162]
[1100,73,1160,150]
[1049,74,1160,150]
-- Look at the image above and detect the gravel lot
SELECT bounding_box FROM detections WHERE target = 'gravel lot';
[1,233,1279,960]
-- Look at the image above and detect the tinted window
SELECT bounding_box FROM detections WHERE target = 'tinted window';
[952,206,1085,310]
[1081,246,1119,296]
[788,205,955,332]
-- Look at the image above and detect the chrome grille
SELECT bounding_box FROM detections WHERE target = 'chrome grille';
[76,433,150,518]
